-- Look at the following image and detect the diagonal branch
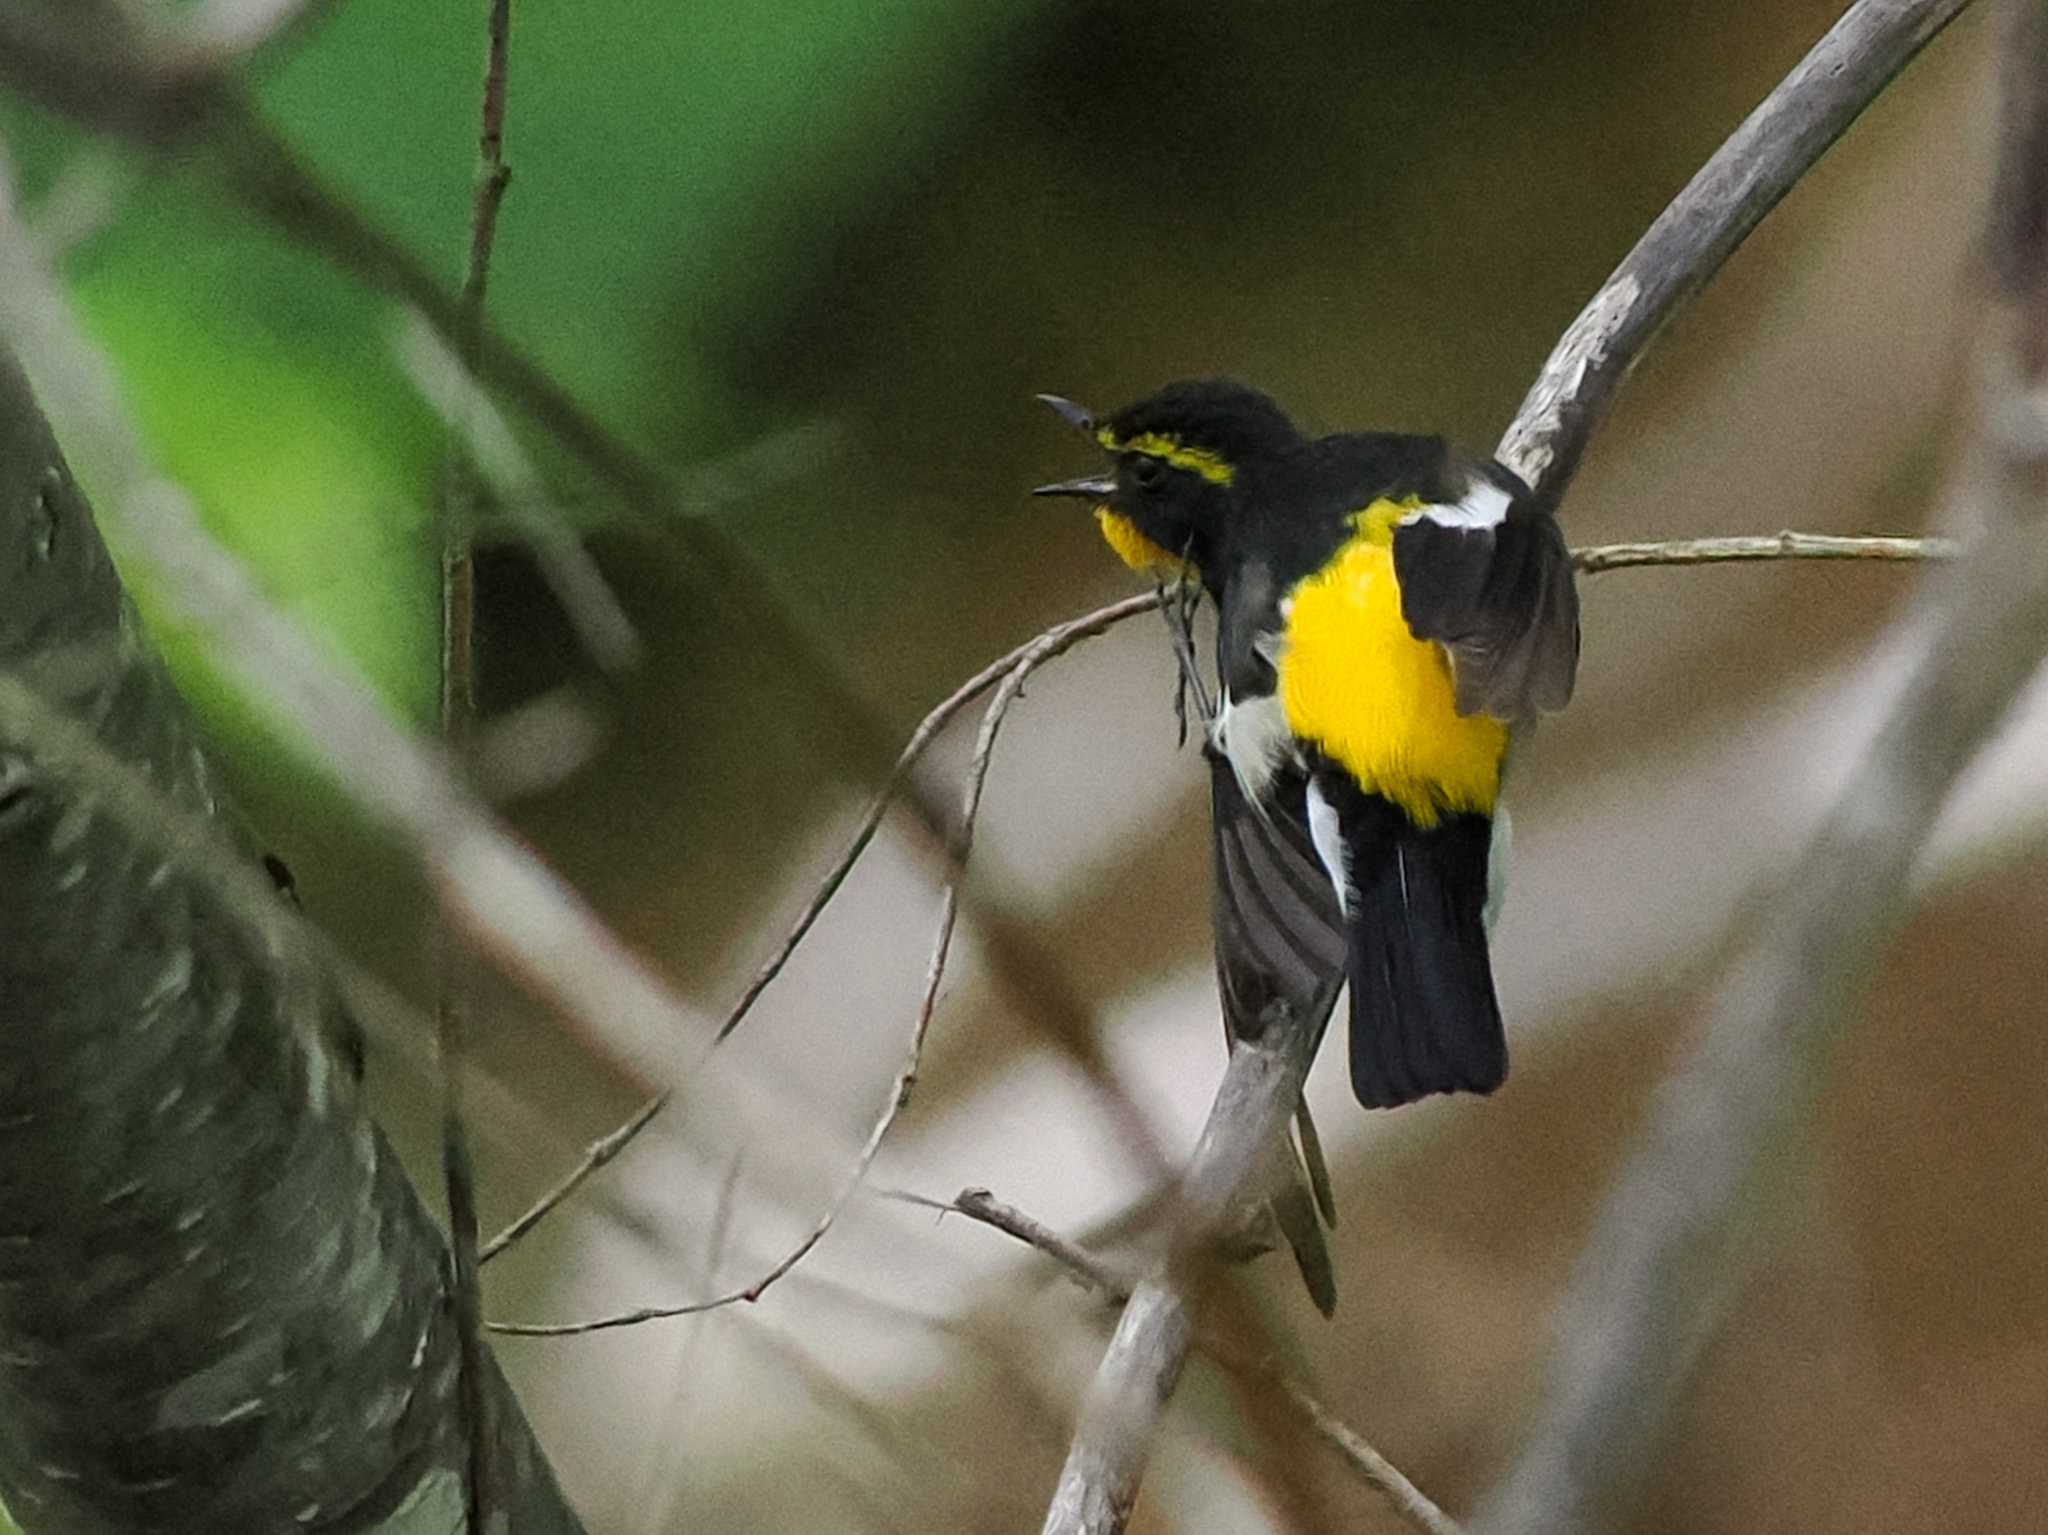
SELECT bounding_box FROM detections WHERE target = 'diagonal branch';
[1475,3,2048,1531]
[900,1187,1465,1535]
[1497,0,1978,501]
[1040,3,1980,1532]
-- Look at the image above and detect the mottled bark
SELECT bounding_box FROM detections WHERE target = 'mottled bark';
[0,347,584,1531]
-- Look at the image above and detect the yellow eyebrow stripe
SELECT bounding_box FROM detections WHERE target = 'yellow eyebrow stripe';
[1094,427,1236,486]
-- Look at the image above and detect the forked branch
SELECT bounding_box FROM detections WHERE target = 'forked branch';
[1476,2,2048,1530]
[1041,3,1977,1531]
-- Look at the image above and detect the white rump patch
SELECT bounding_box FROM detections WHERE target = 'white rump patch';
[1212,689,1292,805]
[1305,779,1351,916]
[1404,478,1511,531]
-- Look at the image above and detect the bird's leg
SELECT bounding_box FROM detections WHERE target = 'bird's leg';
[1157,571,1214,746]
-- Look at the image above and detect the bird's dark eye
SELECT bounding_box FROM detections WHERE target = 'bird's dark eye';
[1130,455,1167,493]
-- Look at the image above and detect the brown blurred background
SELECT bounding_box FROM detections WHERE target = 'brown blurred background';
[22,0,2048,1529]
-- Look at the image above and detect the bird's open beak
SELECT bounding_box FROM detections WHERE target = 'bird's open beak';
[1035,393,1096,436]
[1031,473,1116,500]
[1032,393,1111,498]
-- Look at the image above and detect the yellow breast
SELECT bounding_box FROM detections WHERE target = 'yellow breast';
[1278,500,1506,826]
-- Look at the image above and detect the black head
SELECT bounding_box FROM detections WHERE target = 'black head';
[1033,379,1301,585]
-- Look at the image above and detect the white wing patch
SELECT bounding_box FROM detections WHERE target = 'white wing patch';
[1401,477,1511,531]
[1304,778,1351,917]
[1483,801,1511,935]
[1211,688,1293,806]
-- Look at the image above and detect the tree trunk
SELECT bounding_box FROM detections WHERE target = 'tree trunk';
[0,344,585,1533]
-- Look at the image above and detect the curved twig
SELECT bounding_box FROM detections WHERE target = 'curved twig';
[476,590,1161,1266]
[714,591,1167,1044]
[489,614,1114,1334]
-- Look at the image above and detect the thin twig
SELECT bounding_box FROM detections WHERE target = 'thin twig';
[718,590,1165,1044]
[1572,530,1955,573]
[1157,579,1212,743]
[439,3,513,1528]
[899,1187,1131,1297]
[899,1188,1464,1535]
[476,590,1161,1264]
[478,1089,669,1264]
[490,622,1079,1335]
[465,1,512,316]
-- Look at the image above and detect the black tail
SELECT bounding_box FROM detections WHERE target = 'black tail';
[1326,783,1505,1108]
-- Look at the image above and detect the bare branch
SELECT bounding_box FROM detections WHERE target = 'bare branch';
[464,0,513,315]
[1498,0,1977,500]
[718,591,1165,1043]
[900,1188,1465,1535]
[1477,6,2048,1531]
[1043,3,1981,1530]
[908,1187,1133,1298]
[479,1089,669,1264]
[1572,530,1954,573]
[1040,1007,1319,1535]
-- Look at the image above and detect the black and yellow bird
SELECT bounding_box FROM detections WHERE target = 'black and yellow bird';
[1035,378,1578,1130]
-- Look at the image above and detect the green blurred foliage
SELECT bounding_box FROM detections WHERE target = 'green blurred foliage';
[5,0,1053,727]
[0,0,1862,994]
[1,0,1067,981]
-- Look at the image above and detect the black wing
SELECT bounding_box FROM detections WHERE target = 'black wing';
[1206,558,1346,1044]
[1208,753,1345,1315]
[1391,459,1579,720]
[1209,755,1347,1047]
